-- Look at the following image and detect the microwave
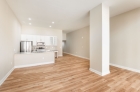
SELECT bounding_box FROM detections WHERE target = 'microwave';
[37,42,45,46]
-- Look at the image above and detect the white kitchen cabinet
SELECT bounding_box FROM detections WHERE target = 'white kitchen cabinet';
[50,36,54,45]
[40,36,45,42]
[45,36,51,45]
[32,35,37,45]
[21,35,32,41]
[36,36,41,42]
[53,36,57,46]
[21,34,57,46]
[36,36,45,42]
[45,36,57,46]
[26,35,33,41]
[21,35,27,41]
[21,35,33,41]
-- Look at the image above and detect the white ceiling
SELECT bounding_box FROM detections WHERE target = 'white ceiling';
[6,0,140,33]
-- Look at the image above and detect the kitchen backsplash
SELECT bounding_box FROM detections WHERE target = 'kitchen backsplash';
[33,46,57,51]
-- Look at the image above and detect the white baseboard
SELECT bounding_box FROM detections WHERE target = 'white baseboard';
[15,62,54,68]
[0,67,14,86]
[110,63,140,73]
[89,68,102,76]
[89,68,110,76]
[64,52,89,60]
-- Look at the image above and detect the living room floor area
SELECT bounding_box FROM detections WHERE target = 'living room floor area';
[0,54,140,92]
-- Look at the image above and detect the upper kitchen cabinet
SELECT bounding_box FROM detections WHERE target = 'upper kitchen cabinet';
[21,34,32,41]
[53,36,57,46]
[36,36,40,42]
[21,34,57,46]
[45,36,57,46]
[45,36,51,45]
[50,36,57,46]
[26,35,33,41]
[36,36,45,42]
[40,36,45,42]
[32,35,37,46]
[21,34,27,41]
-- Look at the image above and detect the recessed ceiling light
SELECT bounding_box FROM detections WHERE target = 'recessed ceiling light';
[29,23,32,25]
[49,26,52,27]
[28,18,31,20]
[52,22,54,24]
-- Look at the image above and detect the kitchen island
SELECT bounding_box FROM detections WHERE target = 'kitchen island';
[14,51,55,68]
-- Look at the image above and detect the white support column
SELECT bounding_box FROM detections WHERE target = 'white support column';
[89,3,110,76]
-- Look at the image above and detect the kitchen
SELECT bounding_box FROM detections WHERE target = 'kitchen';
[14,25,63,68]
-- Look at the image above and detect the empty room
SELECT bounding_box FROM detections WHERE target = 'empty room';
[0,0,140,92]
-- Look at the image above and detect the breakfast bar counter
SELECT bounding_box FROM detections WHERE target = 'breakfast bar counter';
[14,51,55,68]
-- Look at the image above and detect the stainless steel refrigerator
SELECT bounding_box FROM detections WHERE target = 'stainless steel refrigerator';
[20,41,33,52]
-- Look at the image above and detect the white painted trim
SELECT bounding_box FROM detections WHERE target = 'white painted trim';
[0,67,14,86]
[102,71,110,76]
[89,68,102,76]
[89,68,110,76]
[110,63,140,73]
[15,62,54,68]
[64,52,89,60]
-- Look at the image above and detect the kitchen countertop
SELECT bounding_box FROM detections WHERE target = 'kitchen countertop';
[16,50,58,54]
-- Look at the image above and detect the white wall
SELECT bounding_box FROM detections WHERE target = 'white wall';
[110,7,140,70]
[0,0,21,83]
[64,26,89,59]
[63,33,66,40]
[21,25,62,56]
[90,4,102,73]
[102,4,110,75]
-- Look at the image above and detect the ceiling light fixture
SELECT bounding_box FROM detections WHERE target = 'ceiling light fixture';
[49,26,52,27]
[29,23,32,25]
[28,18,31,20]
[52,22,54,24]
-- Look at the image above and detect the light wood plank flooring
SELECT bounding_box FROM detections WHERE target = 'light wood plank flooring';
[0,54,140,92]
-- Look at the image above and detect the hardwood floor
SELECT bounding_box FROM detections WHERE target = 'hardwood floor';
[0,54,140,92]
